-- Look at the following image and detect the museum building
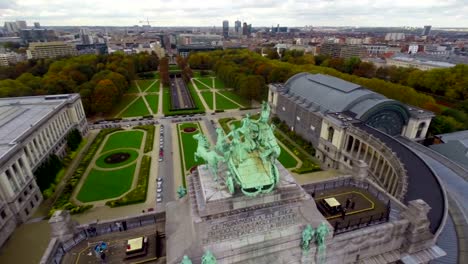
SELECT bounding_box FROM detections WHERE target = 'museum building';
[0,94,87,247]
[268,73,445,233]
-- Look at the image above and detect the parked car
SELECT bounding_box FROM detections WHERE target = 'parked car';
[157,177,162,182]
[157,187,162,193]
[157,198,162,203]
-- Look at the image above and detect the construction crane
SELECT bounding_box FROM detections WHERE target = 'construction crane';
[139,18,158,26]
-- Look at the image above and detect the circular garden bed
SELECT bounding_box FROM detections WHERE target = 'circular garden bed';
[183,127,197,133]
[95,149,139,169]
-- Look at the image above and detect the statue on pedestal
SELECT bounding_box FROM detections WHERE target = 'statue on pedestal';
[316,222,330,264]
[180,255,192,264]
[201,250,217,264]
[177,186,187,199]
[194,133,224,181]
[301,224,315,252]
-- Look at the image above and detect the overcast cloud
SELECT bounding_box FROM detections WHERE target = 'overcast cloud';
[0,0,467,27]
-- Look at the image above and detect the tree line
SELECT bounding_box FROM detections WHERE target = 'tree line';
[188,49,467,134]
[0,52,159,115]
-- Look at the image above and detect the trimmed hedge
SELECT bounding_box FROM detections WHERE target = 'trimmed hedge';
[49,128,122,216]
[218,117,235,134]
[106,155,151,207]
[134,125,155,153]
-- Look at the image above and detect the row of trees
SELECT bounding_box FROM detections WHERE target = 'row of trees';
[176,55,193,83]
[189,49,467,134]
[0,52,159,115]
[159,57,170,86]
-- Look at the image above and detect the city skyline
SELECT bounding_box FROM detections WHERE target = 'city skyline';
[1,0,467,28]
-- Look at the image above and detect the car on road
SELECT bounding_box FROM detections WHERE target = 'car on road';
[157,181,162,188]
[157,177,162,182]
[157,193,162,198]
[159,157,163,162]
[157,187,162,193]
[157,198,162,203]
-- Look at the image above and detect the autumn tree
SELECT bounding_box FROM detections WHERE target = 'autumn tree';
[92,79,118,113]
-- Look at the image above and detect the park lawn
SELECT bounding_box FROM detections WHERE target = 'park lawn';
[201,91,214,110]
[196,77,213,89]
[145,94,159,113]
[127,81,140,93]
[120,97,150,117]
[193,79,211,90]
[146,80,159,92]
[162,87,171,114]
[277,144,298,168]
[215,93,242,110]
[214,77,225,89]
[188,82,206,111]
[76,163,136,203]
[95,149,139,169]
[137,79,157,92]
[218,91,250,107]
[107,94,138,118]
[193,71,201,78]
[169,65,181,71]
[178,123,204,172]
[101,130,144,152]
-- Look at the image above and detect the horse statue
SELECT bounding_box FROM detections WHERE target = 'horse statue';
[259,124,281,163]
[193,133,224,181]
[180,255,192,264]
[201,250,217,264]
[215,127,230,160]
[315,222,330,264]
[238,114,257,151]
[301,224,315,252]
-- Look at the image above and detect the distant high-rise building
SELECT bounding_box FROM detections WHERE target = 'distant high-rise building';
[242,22,248,36]
[422,25,432,36]
[80,28,94,45]
[235,20,241,33]
[16,21,27,29]
[4,22,19,33]
[320,43,367,59]
[385,33,405,41]
[34,22,40,29]
[248,24,252,35]
[20,29,58,44]
[222,20,229,39]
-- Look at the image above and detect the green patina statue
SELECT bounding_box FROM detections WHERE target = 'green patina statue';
[194,133,224,181]
[194,101,281,197]
[301,224,315,252]
[177,185,187,198]
[201,250,217,264]
[180,255,192,264]
[316,222,330,264]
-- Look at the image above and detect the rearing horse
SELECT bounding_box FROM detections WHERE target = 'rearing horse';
[193,133,224,181]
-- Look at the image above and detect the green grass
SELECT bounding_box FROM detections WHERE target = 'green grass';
[214,77,225,89]
[134,125,155,153]
[145,94,159,113]
[215,92,242,110]
[277,144,298,168]
[218,91,250,107]
[107,95,138,118]
[146,80,159,92]
[201,91,214,110]
[127,81,140,93]
[101,130,143,152]
[120,97,150,117]
[196,77,213,89]
[137,79,157,92]
[193,79,211,90]
[76,163,136,202]
[169,65,181,71]
[95,149,139,168]
[178,123,204,172]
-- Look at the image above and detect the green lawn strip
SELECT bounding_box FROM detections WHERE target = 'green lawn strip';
[201,91,214,110]
[193,79,211,90]
[137,79,157,92]
[134,125,155,153]
[144,94,159,113]
[178,123,204,172]
[169,65,181,71]
[50,128,122,216]
[95,149,139,169]
[106,155,151,207]
[107,94,138,118]
[146,80,159,92]
[76,163,136,203]
[277,144,298,168]
[214,77,225,89]
[215,92,241,110]
[193,71,201,78]
[127,81,140,93]
[120,97,151,117]
[101,130,144,152]
[196,77,213,89]
[218,91,250,107]
[188,82,206,111]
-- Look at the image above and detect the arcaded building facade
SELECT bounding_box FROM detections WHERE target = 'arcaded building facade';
[268,73,435,201]
[0,94,87,247]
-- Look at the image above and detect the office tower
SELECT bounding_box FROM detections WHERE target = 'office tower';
[242,22,248,36]
[16,21,27,29]
[422,25,432,36]
[4,22,19,33]
[235,20,241,33]
[222,20,229,39]
[34,22,41,29]
[26,41,78,59]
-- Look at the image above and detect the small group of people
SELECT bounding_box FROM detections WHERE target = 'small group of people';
[341,197,356,219]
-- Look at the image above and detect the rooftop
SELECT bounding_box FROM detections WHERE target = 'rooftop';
[0,94,79,162]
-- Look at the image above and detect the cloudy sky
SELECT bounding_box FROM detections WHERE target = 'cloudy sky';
[1,0,467,27]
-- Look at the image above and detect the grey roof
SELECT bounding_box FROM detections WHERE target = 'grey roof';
[430,140,468,170]
[437,130,468,143]
[0,94,79,161]
[283,73,387,114]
